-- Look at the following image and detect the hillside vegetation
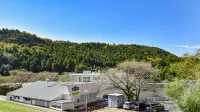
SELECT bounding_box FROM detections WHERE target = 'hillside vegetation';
[0,28,179,79]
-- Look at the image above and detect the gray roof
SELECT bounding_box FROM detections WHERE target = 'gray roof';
[108,93,124,96]
[8,81,70,101]
[52,100,74,103]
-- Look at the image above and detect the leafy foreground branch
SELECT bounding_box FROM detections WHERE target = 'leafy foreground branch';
[165,79,200,112]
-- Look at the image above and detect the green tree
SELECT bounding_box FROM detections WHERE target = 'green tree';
[168,53,200,80]
[52,58,65,73]
[165,79,200,112]
[0,28,180,76]
[106,60,158,101]
[0,64,12,76]
[75,63,87,73]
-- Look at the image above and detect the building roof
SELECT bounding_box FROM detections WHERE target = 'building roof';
[69,73,100,76]
[108,93,124,96]
[52,100,74,104]
[69,70,100,76]
[8,81,71,101]
[8,81,99,101]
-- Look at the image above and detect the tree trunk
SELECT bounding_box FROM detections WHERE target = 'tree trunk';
[126,93,133,101]
[135,90,140,101]
[135,95,139,102]
[127,94,131,101]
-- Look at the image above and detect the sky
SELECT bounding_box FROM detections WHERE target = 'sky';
[0,0,200,56]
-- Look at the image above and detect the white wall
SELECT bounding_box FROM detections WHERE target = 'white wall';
[62,102,74,110]
[67,83,100,97]
[7,95,24,102]
[67,83,101,107]
[24,100,31,104]
[69,74,104,82]
[7,95,14,101]
[45,102,50,107]
[32,100,36,105]
[108,95,124,108]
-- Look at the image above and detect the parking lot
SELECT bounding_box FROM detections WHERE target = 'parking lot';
[93,107,137,112]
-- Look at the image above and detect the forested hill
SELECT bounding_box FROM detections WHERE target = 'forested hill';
[0,28,179,75]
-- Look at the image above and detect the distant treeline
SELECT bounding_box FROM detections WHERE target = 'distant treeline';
[0,28,179,77]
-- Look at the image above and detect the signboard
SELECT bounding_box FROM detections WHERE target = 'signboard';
[72,86,79,96]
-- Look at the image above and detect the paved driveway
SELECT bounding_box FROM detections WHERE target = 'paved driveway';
[93,107,137,112]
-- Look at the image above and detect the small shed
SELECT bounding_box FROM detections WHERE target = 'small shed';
[108,93,125,108]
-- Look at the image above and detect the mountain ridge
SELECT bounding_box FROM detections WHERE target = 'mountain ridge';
[0,28,179,75]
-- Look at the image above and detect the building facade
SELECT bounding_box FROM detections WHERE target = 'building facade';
[108,93,125,108]
[69,70,106,82]
[7,81,101,111]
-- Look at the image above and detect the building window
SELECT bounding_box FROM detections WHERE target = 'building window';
[80,94,86,102]
[117,98,123,104]
[14,96,19,100]
[93,92,97,99]
[80,92,97,102]
[79,77,82,82]
[93,77,97,80]
[88,93,92,100]
[83,77,90,82]
[52,103,61,109]
[24,97,31,101]
[80,95,84,101]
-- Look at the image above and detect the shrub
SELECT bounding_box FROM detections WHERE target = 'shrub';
[0,84,21,95]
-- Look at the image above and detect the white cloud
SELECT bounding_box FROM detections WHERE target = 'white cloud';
[172,45,200,49]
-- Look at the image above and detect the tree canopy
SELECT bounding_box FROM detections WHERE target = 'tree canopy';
[106,60,158,101]
[165,80,200,112]
[0,29,179,78]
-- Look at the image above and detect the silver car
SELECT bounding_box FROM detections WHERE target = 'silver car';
[123,102,135,110]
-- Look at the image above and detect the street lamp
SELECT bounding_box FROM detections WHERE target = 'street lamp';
[85,89,88,112]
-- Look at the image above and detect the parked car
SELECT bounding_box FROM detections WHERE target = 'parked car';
[146,102,165,112]
[134,102,146,111]
[123,102,135,110]
[97,99,108,106]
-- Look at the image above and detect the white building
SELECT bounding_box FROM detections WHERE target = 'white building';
[108,93,125,108]
[69,70,106,82]
[7,81,101,111]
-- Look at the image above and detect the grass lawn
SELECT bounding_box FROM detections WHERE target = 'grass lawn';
[0,100,41,112]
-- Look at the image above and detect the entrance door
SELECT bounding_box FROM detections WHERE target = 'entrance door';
[10,97,12,101]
